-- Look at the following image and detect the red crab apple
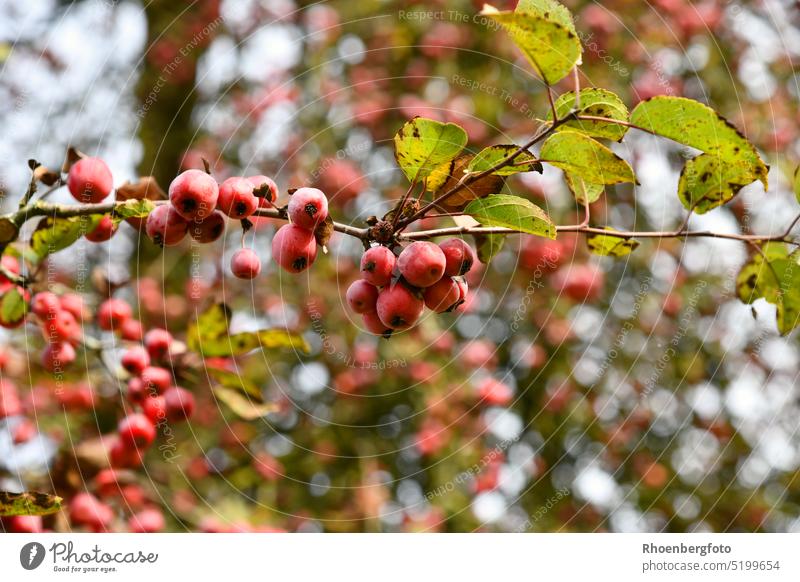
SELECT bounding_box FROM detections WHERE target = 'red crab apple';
[85,215,118,243]
[42,342,76,372]
[140,366,172,393]
[423,277,461,312]
[98,298,132,331]
[217,177,258,219]
[376,283,424,330]
[163,386,195,421]
[69,492,113,530]
[142,395,167,424]
[247,175,278,206]
[42,309,79,343]
[439,238,475,276]
[397,241,446,288]
[552,264,605,302]
[118,413,156,448]
[362,310,392,336]
[128,508,165,533]
[189,210,226,243]
[346,280,379,314]
[360,245,396,286]
[272,224,318,273]
[230,248,262,279]
[121,346,150,375]
[31,292,60,319]
[287,187,328,230]
[168,169,219,221]
[144,329,173,360]
[67,157,113,203]
[146,204,189,246]
[4,515,43,533]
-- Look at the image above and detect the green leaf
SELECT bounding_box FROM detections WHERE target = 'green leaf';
[550,88,630,141]
[678,153,762,214]
[467,145,543,176]
[630,96,768,190]
[207,367,262,399]
[187,302,309,357]
[473,232,506,264]
[586,228,640,257]
[0,491,62,517]
[112,198,156,226]
[213,386,278,420]
[30,214,102,259]
[736,245,800,335]
[394,117,468,182]
[516,0,576,30]
[565,174,604,204]
[465,194,556,239]
[540,130,637,185]
[0,286,27,326]
[482,5,582,85]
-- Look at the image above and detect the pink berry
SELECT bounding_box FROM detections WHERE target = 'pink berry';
[109,437,144,468]
[140,366,172,394]
[360,246,396,286]
[42,309,80,343]
[346,280,379,314]
[189,210,226,243]
[120,318,144,341]
[439,238,475,276]
[397,241,446,288]
[376,284,424,330]
[5,515,43,533]
[423,277,462,312]
[118,413,156,448]
[146,204,189,246]
[128,508,165,533]
[163,386,195,421]
[67,157,113,203]
[217,177,259,219]
[287,187,328,230]
[98,298,132,331]
[42,342,76,372]
[271,224,318,273]
[60,293,87,321]
[169,169,219,221]
[69,492,113,530]
[144,329,172,361]
[362,311,392,336]
[247,175,278,206]
[31,292,60,319]
[142,395,167,424]
[121,346,150,375]
[127,377,147,403]
[85,215,118,243]
[231,248,262,279]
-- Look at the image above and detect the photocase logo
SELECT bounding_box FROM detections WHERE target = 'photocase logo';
[20,542,46,570]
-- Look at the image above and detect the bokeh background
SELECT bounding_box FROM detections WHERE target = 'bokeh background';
[2,0,800,532]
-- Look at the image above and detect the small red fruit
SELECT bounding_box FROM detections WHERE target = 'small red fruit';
[42,342,76,372]
[98,298,132,331]
[109,438,144,468]
[128,508,165,533]
[60,293,88,321]
[376,284,424,330]
[146,204,189,246]
[346,280,379,314]
[5,515,43,533]
[397,241,446,288]
[140,366,172,394]
[362,311,392,336]
[169,169,219,220]
[118,413,156,448]
[423,277,461,312]
[120,318,144,341]
[69,492,113,530]
[231,248,262,279]
[439,238,475,276]
[127,377,147,403]
[189,210,226,243]
[85,215,118,243]
[31,292,60,319]
[121,346,150,375]
[42,309,80,343]
[144,329,172,360]
[163,386,195,421]
[67,157,113,203]
[360,246,395,286]
[247,175,278,206]
[142,395,167,424]
[272,224,318,273]
[217,177,258,219]
[287,187,328,230]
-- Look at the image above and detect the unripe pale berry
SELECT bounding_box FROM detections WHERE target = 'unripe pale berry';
[145,204,189,246]
[163,386,195,421]
[189,210,226,243]
[272,224,318,273]
[169,169,219,221]
[247,175,278,206]
[423,277,461,312]
[118,413,156,448]
[439,238,475,276]
[287,187,328,230]
[362,311,392,336]
[231,248,262,279]
[42,342,76,372]
[376,284,424,330]
[98,298,132,331]
[67,157,113,203]
[121,346,150,375]
[217,177,258,219]
[85,215,118,243]
[360,246,395,286]
[144,329,172,360]
[397,241,446,288]
[346,280,379,314]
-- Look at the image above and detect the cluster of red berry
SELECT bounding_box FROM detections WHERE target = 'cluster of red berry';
[347,238,474,336]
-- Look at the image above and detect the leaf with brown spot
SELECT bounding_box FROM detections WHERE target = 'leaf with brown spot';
[430,155,506,213]
[0,491,63,516]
